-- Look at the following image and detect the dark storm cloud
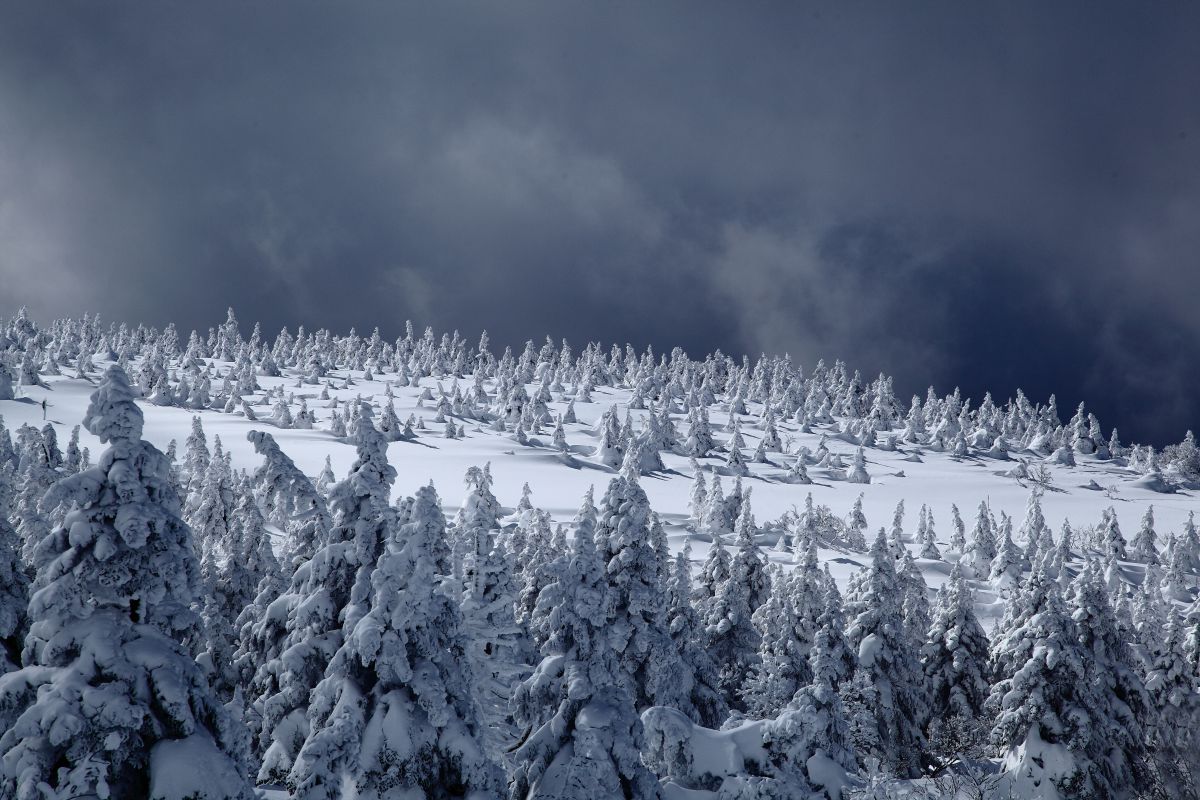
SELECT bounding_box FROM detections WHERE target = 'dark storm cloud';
[1,1,1198,443]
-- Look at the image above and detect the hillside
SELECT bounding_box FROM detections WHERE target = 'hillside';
[2,308,1199,799]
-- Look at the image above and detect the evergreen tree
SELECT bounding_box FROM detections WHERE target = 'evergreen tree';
[288,484,501,799]
[743,569,807,719]
[187,439,235,567]
[246,429,332,569]
[917,505,941,560]
[843,529,927,776]
[730,494,771,614]
[702,532,762,713]
[968,501,997,577]
[990,514,1027,589]
[509,490,661,799]
[0,366,253,799]
[458,468,532,761]
[664,546,727,728]
[254,408,397,783]
[1144,611,1200,794]
[990,571,1114,798]
[1103,507,1128,561]
[1067,560,1150,793]
[688,465,708,532]
[183,414,210,497]
[595,472,679,712]
[949,503,966,553]
[0,465,27,671]
[845,493,868,552]
[1131,505,1159,564]
[921,562,990,760]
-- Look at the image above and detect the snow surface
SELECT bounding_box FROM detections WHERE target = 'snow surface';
[4,361,1196,638]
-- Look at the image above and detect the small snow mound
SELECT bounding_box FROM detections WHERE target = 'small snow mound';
[1129,470,1176,493]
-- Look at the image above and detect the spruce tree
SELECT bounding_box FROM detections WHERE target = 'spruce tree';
[0,465,27,671]
[595,470,679,712]
[1067,560,1150,793]
[509,490,661,799]
[1131,505,1159,564]
[1144,611,1200,794]
[0,365,253,799]
[246,429,332,569]
[288,484,501,799]
[664,547,727,728]
[253,407,396,784]
[990,572,1111,798]
[843,529,927,776]
[921,562,990,760]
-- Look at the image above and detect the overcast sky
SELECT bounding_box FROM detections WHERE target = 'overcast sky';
[1,2,1197,443]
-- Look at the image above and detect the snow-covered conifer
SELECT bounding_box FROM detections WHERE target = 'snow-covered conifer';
[253,409,396,784]
[664,547,726,728]
[288,484,501,799]
[921,562,990,758]
[0,366,253,799]
[1067,560,1151,791]
[688,465,707,531]
[743,567,811,720]
[183,414,210,495]
[1144,611,1200,793]
[990,561,1136,798]
[595,472,678,710]
[460,478,532,761]
[1104,506,1128,560]
[967,501,997,576]
[917,505,941,560]
[845,493,868,552]
[846,445,870,484]
[0,469,27,671]
[787,453,813,485]
[1131,504,1159,564]
[990,514,1027,588]
[843,529,927,776]
[509,487,661,800]
[246,429,332,568]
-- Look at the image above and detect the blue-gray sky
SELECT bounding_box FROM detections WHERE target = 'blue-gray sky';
[1,2,1197,444]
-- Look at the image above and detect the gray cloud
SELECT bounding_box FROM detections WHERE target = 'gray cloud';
[0,1,1197,442]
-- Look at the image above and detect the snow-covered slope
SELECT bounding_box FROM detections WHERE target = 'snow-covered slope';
[4,347,1194,631]
[4,312,1199,799]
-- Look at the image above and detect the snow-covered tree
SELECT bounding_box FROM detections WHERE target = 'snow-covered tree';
[595,471,680,712]
[0,466,27,671]
[990,513,1027,589]
[0,365,254,800]
[288,484,501,799]
[846,446,870,484]
[247,429,332,569]
[917,505,941,560]
[843,529,927,776]
[949,503,966,553]
[253,407,397,784]
[1067,560,1150,793]
[967,501,997,577]
[845,493,868,552]
[509,488,661,800]
[743,569,807,719]
[990,567,1117,799]
[664,547,726,728]
[1103,506,1128,561]
[1131,505,1159,564]
[921,562,990,760]
[1144,610,1200,794]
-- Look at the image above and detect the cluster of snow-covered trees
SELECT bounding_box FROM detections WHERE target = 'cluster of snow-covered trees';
[3,308,1200,798]
[3,307,1199,489]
